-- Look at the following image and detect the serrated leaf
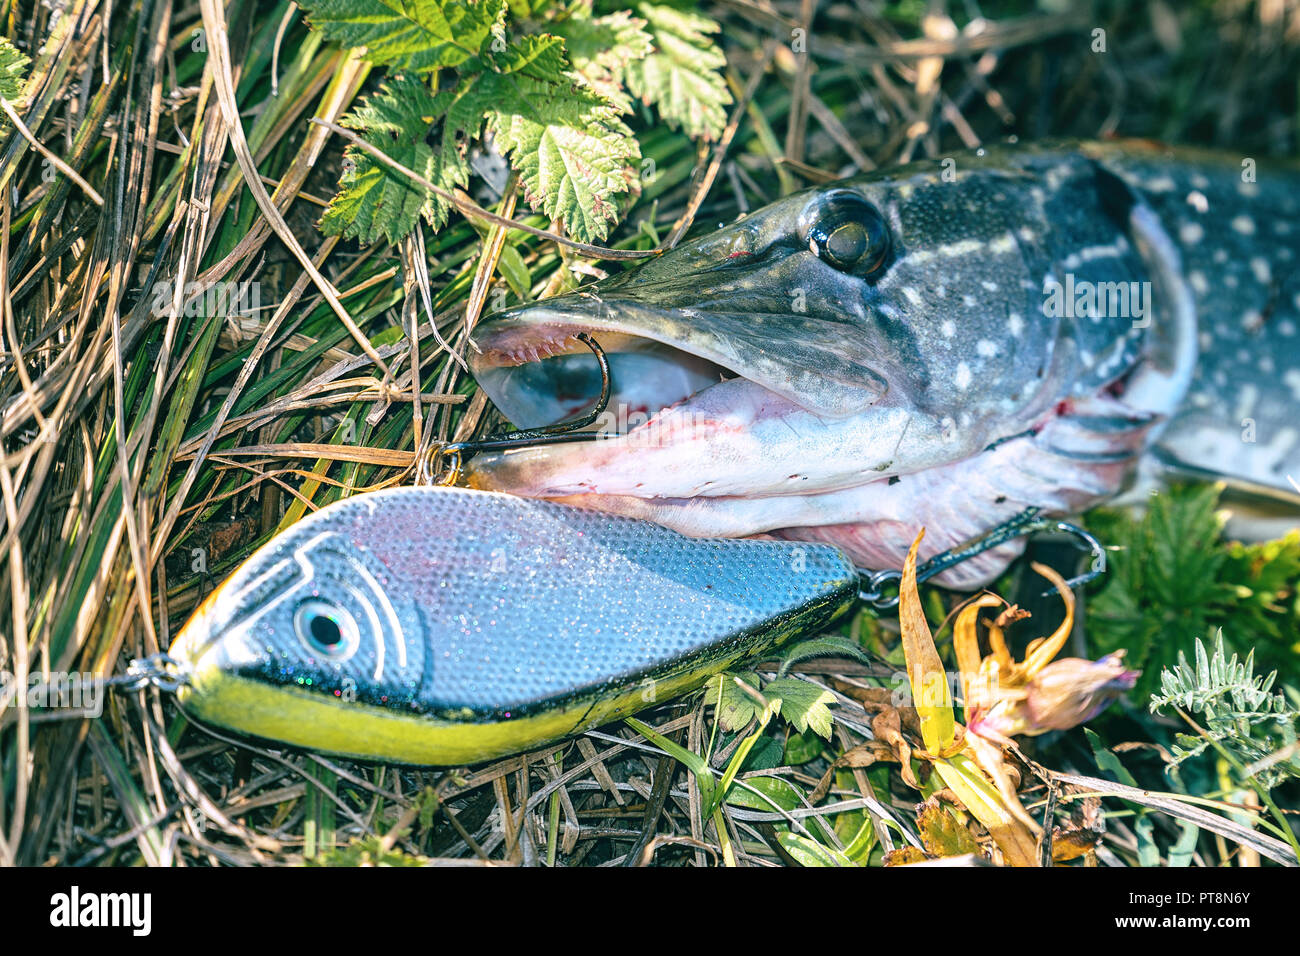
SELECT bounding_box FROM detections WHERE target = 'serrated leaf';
[0,37,29,102]
[484,61,639,242]
[625,1,730,140]
[763,677,836,739]
[320,75,466,244]
[550,10,652,111]
[299,0,504,72]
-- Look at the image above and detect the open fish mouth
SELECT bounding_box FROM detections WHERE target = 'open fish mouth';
[468,303,746,433]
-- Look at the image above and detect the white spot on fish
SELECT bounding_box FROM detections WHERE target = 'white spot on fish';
[1018,227,1036,243]
[988,235,1016,254]
[1224,274,1239,289]
[1144,175,1177,193]
[1188,271,1209,295]
[1241,309,1263,331]
[1280,318,1297,336]
[903,287,924,308]
[962,295,977,308]
[1186,191,1209,214]
[941,319,956,338]
[976,339,998,358]
[1237,180,1260,198]
[1190,174,1210,190]
[1198,332,1213,350]
[1284,369,1300,402]
[981,281,998,292]
[1250,257,1272,284]
[1231,214,1256,236]
[940,239,986,257]
[1234,383,1259,421]
[1213,248,1229,264]
[1008,313,1024,336]
[954,362,972,390]
[1259,354,1275,374]
[1275,221,1293,236]
[1179,222,1205,245]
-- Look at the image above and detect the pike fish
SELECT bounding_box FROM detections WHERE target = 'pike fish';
[466,140,1300,586]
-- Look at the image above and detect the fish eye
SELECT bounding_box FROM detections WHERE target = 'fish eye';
[294,599,359,660]
[802,191,890,276]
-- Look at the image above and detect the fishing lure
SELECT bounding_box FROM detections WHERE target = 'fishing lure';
[168,486,856,764]
[164,485,1094,764]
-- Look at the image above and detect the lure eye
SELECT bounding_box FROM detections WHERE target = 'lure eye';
[295,599,359,660]
[802,191,890,276]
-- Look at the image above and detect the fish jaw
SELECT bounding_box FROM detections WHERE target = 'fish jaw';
[466,374,967,499]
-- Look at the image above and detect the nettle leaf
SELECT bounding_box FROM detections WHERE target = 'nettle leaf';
[300,0,504,72]
[762,677,836,739]
[320,75,467,244]
[625,1,730,140]
[482,36,639,242]
[0,37,29,102]
[550,9,653,111]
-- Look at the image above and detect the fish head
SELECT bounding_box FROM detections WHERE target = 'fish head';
[466,147,1145,502]
[170,503,428,733]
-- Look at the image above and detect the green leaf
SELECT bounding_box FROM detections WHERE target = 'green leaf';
[0,37,29,102]
[762,677,837,739]
[1168,819,1200,866]
[726,774,802,813]
[550,9,653,111]
[483,52,640,242]
[626,716,713,811]
[625,2,730,140]
[776,634,872,677]
[707,671,760,732]
[1085,727,1139,788]
[299,0,504,72]
[319,74,468,244]
[496,244,532,298]
[782,728,824,765]
[1085,484,1300,698]
[776,831,854,867]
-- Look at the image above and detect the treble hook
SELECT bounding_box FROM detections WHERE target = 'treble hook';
[856,508,1109,610]
[422,332,613,486]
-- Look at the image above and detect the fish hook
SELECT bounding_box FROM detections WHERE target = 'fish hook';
[419,332,613,486]
[856,508,1109,610]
